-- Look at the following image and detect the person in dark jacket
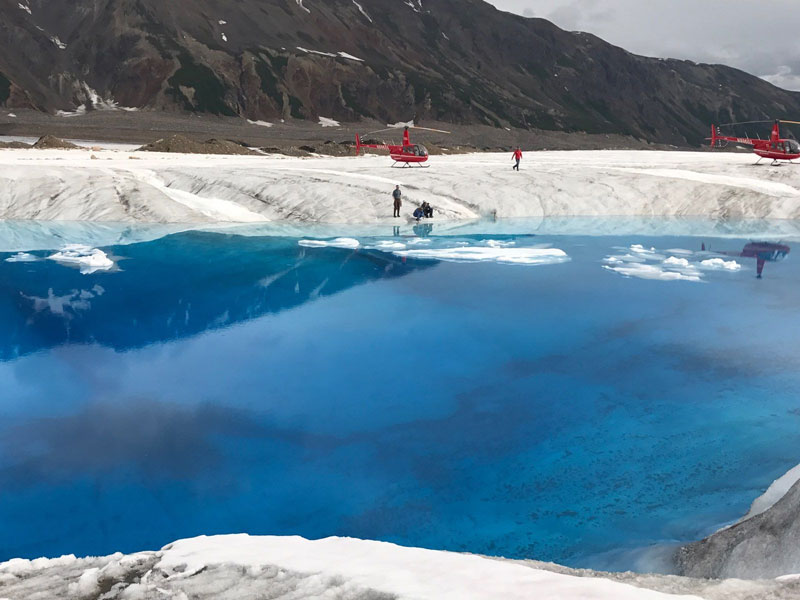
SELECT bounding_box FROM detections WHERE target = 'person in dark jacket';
[392,185,402,217]
[422,202,434,218]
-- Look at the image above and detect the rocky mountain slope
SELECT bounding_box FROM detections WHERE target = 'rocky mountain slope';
[2,0,800,146]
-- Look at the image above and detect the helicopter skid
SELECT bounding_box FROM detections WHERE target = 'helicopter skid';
[392,162,429,168]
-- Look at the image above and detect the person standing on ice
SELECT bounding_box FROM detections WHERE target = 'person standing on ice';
[392,185,402,217]
[512,147,522,171]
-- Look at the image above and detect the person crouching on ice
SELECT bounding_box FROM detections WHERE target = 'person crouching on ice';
[413,206,425,221]
[512,147,522,170]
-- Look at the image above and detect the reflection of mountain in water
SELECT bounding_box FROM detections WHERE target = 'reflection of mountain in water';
[0,232,429,360]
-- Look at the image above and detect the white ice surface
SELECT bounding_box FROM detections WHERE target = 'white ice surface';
[3,535,799,599]
[1,150,800,225]
[155,535,701,600]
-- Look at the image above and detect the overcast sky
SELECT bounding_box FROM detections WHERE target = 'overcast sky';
[486,0,800,91]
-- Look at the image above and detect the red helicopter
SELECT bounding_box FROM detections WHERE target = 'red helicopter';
[355,125,450,167]
[709,119,800,165]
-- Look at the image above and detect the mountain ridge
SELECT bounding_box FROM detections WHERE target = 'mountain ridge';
[2,0,800,146]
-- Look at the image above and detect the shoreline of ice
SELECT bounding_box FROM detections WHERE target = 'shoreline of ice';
[1,149,800,225]
[3,533,797,600]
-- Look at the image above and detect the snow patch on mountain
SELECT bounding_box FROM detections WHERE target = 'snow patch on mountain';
[338,51,364,62]
[296,46,336,58]
[352,0,373,23]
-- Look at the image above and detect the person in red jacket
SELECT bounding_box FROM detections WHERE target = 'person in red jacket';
[512,147,522,170]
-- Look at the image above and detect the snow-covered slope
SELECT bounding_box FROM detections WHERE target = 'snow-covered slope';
[1,149,800,224]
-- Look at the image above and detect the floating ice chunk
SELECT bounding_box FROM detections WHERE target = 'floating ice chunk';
[221,33,227,42]
[47,244,114,274]
[338,52,364,62]
[246,119,273,127]
[394,246,569,266]
[318,116,340,127]
[484,239,516,248]
[603,263,702,282]
[7,113,16,118]
[663,256,690,267]
[700,258,741,271]
[5,252,38,262]
[604,253,646,264]
[218,19,226,24]
[368,240,407,251]
[298,238,360,249]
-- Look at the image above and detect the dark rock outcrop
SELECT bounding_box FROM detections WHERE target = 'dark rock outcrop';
[32,135,79,149]
[138,134,258,155]
[2,0,800,146]
[676,478,800,579]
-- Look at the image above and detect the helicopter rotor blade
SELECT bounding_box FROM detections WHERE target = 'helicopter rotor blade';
[716,120,773,127]
[364,127,397,135]
[779,119,800,125]
[409,126,452,134]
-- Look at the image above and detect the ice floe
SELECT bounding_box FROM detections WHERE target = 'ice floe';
[394,246,569,266]
[699,257,741,271]
[298,237,360,249]
[47,244,114,274]
[4,252,38,262]
[603,244,744,282]
[603,261,702,282]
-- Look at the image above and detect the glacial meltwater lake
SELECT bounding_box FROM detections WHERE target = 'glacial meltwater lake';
[1,218,799,572]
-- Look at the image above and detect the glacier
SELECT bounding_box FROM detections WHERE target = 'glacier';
[2,148,800,224]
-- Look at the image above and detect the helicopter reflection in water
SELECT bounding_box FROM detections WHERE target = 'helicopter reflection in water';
[703,241,791,278]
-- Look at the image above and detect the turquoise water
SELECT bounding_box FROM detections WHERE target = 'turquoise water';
[0,222,798,571]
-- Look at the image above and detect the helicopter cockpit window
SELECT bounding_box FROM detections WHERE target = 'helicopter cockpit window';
[415,145,428,156]
[789,140,800,153]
